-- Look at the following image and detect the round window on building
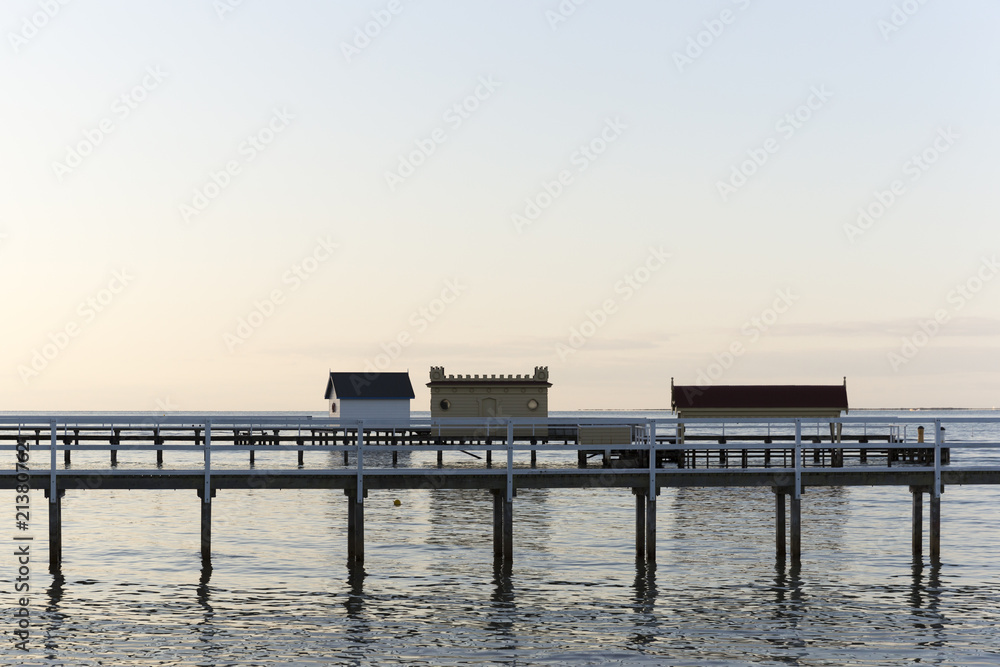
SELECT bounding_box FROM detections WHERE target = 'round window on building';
[527,399,539,411]
[440,399,451,411]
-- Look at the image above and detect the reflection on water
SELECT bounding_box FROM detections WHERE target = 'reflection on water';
[488,558,516,648]
[629,561,658,647]
[44,573,66,655]
[909,564,945,633]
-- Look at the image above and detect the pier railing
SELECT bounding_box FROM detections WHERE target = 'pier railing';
[3,414,998,570]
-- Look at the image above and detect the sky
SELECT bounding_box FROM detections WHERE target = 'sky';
[2,0,999,411]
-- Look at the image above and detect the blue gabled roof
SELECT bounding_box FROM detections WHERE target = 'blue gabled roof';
[325,372,415,400]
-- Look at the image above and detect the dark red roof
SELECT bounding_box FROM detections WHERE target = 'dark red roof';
[671,384,848,411]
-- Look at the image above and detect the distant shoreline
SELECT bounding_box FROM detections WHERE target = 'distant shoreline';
[569,407,998,412]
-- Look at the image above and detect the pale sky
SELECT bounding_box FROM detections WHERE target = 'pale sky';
[2,0,999,411]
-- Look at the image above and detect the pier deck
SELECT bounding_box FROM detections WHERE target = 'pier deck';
[2,415,997,572]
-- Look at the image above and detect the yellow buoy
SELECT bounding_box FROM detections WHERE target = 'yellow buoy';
[393,499,401,506]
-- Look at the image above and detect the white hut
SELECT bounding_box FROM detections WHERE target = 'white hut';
[324,372,414,421]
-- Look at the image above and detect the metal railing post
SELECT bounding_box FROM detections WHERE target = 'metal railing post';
[648,420,656,499]
[933,419,942,498]
[356,421,364,502]
[506,420,514,503]
[794,419,802,499]
[49,419,57,502]
[204,421,212,503]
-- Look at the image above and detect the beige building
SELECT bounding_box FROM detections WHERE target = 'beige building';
[428,366,550,437]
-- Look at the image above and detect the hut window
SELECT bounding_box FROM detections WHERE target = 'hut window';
[440,399,451,410]
[527,399,539,411]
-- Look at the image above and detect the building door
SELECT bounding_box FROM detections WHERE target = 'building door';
[480,397,498,419]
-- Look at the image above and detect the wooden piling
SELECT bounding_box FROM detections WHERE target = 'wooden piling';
[929,492,941,564]
[198,489,213,564]
[47,489,65,572]
[530,438,537,468]
[790,496,801,565]
[911,485,923,562]
[346,489,365,564]
[634,488,645,559]
[297,438,305,467]
[249,449,255,466]
[775,489,786,561]
[492,489,503,556]
[110,428,120,467]
[645,492,656,563]
[503,496,514,561]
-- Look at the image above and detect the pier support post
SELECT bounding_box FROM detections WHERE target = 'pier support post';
[503,495,514,562]
[910,485,924,562]
[774,488,787,561]
[929,492,941,564]
[790,495,801,565]
[110,428,120,467]
[298,439,305,467]
[345,489,366,564]
[492,489,503,556]
[197,488,215,564]
[437,449,444,467]
[645,490,657,563]
[46,489,65,572]
[633,488,645,559]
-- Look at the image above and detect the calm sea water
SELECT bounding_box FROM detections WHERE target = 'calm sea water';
[3,410,1000,666]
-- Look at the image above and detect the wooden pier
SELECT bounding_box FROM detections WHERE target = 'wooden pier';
[2,415,997,573]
